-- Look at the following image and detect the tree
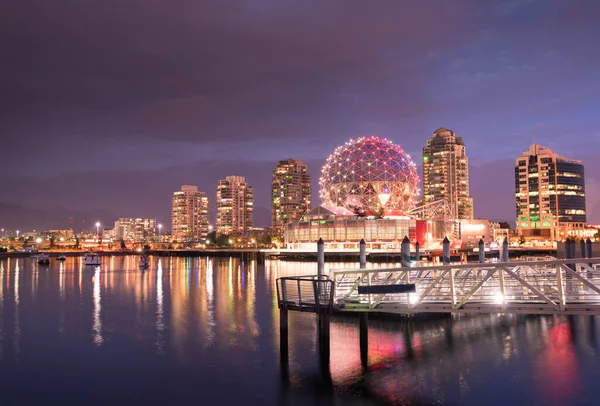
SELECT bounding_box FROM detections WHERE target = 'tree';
[353,206,367,218]
[74,236,80,249]
[206,231,217,245]
[257,233,272,247]
[518,235,526,246]
[49,234,56,249]
[374,207,385,219]
[120,239,127,250]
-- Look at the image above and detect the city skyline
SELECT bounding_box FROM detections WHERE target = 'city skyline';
[1,1,600,229]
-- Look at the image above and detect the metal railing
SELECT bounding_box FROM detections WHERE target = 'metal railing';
[332,258,600,315]
[276,275,335,314]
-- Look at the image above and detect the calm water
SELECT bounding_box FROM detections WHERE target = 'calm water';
[1,256,600,405]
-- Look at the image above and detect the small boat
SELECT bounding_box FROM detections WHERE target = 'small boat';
[83,252,101,266]
[57,254,66,261]
[37,253,50,265]
[139,255,150,269]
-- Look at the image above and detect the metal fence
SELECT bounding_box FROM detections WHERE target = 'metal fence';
[276,275,335,314]
[332,258,600,315]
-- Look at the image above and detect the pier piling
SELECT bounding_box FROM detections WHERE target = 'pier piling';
[359,238,366,269]
[359,313,368,369]
[478,239,485,264]
[401,236,411,267]
[502,238,509,262]
[442,237,450,265]
[317,238,325,276]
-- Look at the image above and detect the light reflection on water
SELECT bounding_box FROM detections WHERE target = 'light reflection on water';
[0,255,598,405]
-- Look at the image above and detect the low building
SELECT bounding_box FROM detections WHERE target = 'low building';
[113,218,157,242]
[284,205,452,250]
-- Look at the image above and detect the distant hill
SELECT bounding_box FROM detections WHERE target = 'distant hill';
[0,202,116,232]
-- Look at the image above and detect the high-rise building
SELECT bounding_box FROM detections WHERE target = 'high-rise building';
[271,159,312,231]
[216,176,254,233]
[422,127,474,219]
[515,144,586,241]
[113,218,157,242]
[171,185,209,242]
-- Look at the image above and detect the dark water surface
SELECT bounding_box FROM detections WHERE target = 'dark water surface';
[1,256,600,405]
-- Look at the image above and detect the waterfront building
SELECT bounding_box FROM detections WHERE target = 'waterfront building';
[515,144,586,241]
[113,218,157,242]
[271,159,312,232]
[171,185,209,242]
[422,128,474,219]
[216,176,254,234]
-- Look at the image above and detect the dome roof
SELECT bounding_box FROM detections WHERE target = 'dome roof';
[319,136,419,214]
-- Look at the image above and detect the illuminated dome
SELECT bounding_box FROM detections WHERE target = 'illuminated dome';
[319,136,419,214]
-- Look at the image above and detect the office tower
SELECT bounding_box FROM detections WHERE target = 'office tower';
[171,185,209,242]
[515,144,586,241]
[113,218,157,242]
[216,176,254,233]
[422,127,474,219]
[271,159,312,230]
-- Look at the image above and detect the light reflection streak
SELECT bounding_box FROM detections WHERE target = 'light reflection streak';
[13,259,20,358]
[206,257,215,347]
[156,259,164,354]
[59,262,65,301]
[92,267,103,346]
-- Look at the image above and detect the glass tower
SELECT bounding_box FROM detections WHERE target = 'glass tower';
[515,144,586,241]
[422,128,474,220]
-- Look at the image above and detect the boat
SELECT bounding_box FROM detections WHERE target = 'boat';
[37,253,50,265]
[83,252,101,266]
[139,255,150,269]
[57,254,66,261]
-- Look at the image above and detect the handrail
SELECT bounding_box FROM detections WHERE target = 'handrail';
[331,257,600,276]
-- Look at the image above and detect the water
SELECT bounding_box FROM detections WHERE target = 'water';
[1,256,600,405]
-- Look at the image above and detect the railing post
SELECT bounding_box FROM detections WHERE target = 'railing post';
[443,237,451,265]
[564,239,571,259]
[502,238,509,263]
[557,264,566,312]
[580,238,587,259]
[478,239,485,264]
[317,238,325,276]
[586,238,593,259]
[449,264,456,308]
[280,280,289,334]
[359,238,366,269]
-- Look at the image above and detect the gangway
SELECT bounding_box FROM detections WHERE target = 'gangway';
[331,257,600,315]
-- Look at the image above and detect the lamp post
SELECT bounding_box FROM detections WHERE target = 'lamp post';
[95,221,101,247]
[16,230,20,239]
[158,223,163,241]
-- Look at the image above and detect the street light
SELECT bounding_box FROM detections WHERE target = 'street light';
[158,223,163,236]
[16,230,19,239]
[95,221,100,237]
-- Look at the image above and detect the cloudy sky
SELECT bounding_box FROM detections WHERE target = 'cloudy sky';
[1,0,599,230]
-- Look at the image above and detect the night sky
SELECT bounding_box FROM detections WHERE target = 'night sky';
[1,0,599,231]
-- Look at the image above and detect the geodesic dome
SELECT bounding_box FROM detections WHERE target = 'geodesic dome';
[319,136,419,214]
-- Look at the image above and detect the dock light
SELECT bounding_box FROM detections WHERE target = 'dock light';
[36,237,42,243]
[494,292,505,305]
[228,239,233,244]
